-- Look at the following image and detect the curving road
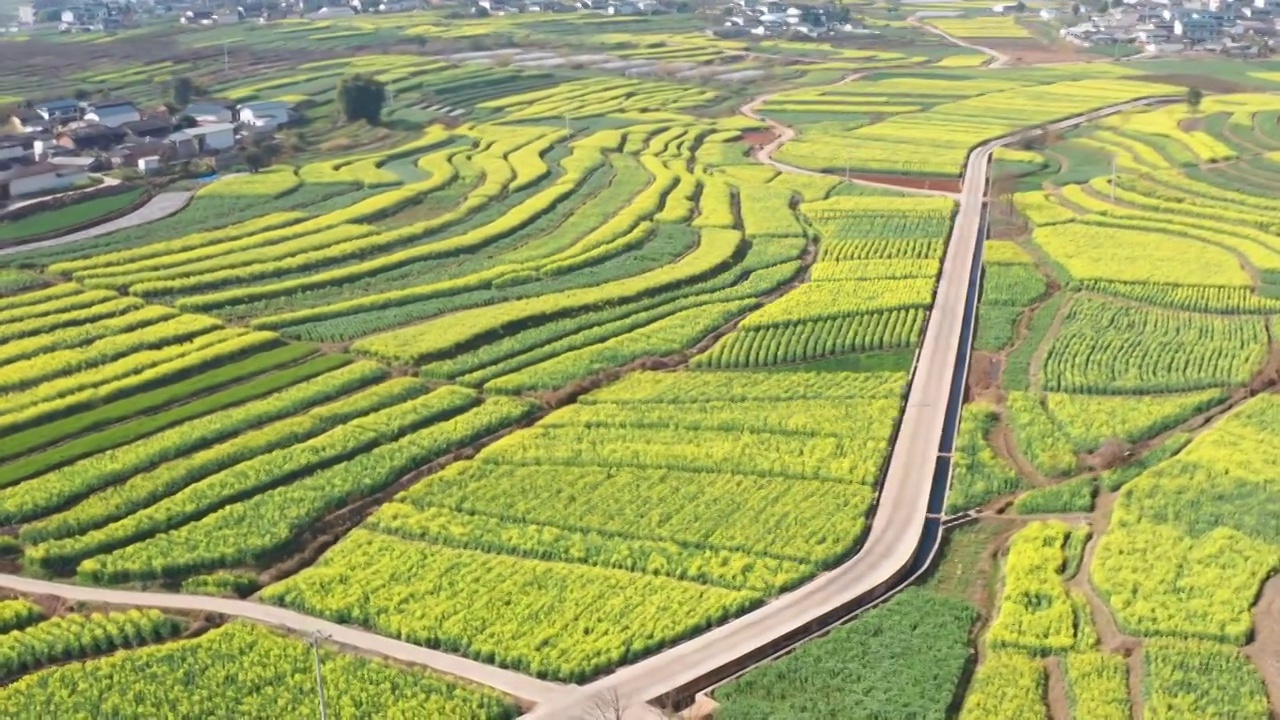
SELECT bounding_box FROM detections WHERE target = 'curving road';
[524,96,1174,720]
[0,573,567,705]
[0,191,192,257]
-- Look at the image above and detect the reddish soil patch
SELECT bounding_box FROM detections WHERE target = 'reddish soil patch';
[967,351,1003,403]
[983,40,1088,66]
[1139,73,1251,94]
[740,130,777,148]
[850,173,962,193]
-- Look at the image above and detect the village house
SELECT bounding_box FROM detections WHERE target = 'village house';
[236,100,291,129]
[169,122,236,152]
[35,99,82,123]
[0,161,89,201]
[54,124,127,151]
[6,109,48,134]
[84,100,141,127]
[121,117,175,140]
[183,101,236,124]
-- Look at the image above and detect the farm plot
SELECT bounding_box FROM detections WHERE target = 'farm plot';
[0,286,541,584]
[0,621,516,719]
[263,369,910,682]
[776,76,1176,176]
[953,95,1280,718]
[695,196,954,368]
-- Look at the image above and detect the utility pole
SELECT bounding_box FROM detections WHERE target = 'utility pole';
[310,631,329,720]
[564,113,570,134]
[844,152,850,181]
[223,42,229,74]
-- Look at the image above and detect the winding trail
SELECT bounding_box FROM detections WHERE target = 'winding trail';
[0,573,567,705]
[910,18,1012,69]
[0,191,192,257]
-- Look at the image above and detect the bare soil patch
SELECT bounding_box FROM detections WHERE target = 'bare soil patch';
[1244,574,1280,713]
[967,351,1004,403]
[739,130,778,149]
[1138,73,1252,94]
[850,173,962,193]
[1045,656,1071,720]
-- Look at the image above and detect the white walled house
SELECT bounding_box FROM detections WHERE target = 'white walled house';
[184,102,235,124]
[0,162,87,199]
[237,101,291,129]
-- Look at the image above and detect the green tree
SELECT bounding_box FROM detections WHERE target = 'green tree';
[1186,86,1203,113]
[336,73,387,124]
[169,76,200,108]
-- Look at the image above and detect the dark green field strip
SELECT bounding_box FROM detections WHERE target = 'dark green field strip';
[0,188,147,246]
[0,344,329,471]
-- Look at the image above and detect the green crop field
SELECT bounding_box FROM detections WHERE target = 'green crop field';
[2,3,1280,717]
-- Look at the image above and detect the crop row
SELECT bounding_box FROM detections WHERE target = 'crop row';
[986,521,1079,655]
[9,364,392,539]
[78,395,537,584]
[695,308,925,369]
[27,383,474,574]
[0,330,281,435]
[0,622,516,719]
[352,227,745,365]
[0,343,325,470]
[0,610,181,680]
[1041,296,1266,394]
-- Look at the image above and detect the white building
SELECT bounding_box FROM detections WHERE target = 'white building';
[0,162,88,199]
[184,102,235,124]
[171,123,236,152]
[237,101,290,129]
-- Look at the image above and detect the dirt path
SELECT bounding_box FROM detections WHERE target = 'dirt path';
[1026,294,1073,393]
[1045,656,1071,720]
[736,77,960,200]
[909,19,1012,69]
[1244,574,1280,713]
[1067,492,1138,655]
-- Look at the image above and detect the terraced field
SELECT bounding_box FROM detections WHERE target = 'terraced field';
[4,10,1280,719]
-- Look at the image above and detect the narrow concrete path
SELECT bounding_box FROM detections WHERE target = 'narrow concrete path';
[0,191,192,257]
[0,573,567,705]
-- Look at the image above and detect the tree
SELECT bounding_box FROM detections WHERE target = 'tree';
[1186,86,1203,113]
[169,76,200,108]
[335,74,387,124]
[244,148,268,173]
[73,88,93,101]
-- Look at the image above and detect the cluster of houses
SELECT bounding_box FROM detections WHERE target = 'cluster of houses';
[472,0,676,15]
[1059,0,1279,52]
[718,0,873,38]
[0,97,294,202]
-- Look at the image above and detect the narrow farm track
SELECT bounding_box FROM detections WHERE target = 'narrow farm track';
[0,191,193,257]
[528,97,1178,720]
[0,573,568,706]
[910,18,1013,69]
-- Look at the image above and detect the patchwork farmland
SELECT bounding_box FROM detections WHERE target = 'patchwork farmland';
[2,4,1280,718]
